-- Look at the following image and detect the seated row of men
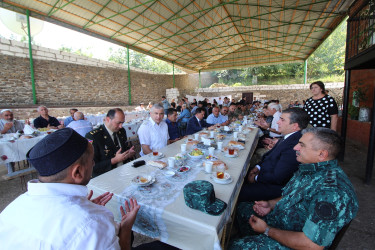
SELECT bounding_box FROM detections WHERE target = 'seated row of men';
[0,103,358,249]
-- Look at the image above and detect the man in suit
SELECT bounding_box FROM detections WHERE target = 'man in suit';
[186,107,214,135]
[238,108,308,202]
[86,108,135,177]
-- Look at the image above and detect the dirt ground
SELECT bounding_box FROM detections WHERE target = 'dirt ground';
[0,139,374,249]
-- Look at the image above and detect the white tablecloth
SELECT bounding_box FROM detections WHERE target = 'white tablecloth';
[0,135,47,164]
[88,128,259,250]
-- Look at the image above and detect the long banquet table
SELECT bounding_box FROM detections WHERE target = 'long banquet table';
[88,128,259,250]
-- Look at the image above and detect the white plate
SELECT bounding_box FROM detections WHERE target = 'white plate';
[131,175,153,186]
[224,152,238,158]
[152,152,164,159]
[163,170,176,177]
[211,173,233,184]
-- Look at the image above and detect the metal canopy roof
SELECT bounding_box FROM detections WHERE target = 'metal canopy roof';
[0,0,353,73]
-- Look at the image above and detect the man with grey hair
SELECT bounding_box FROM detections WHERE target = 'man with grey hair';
[255,102,282,138]
[0,109,26,134]
[231,127,358,249]
[137,103,169,156]
[33,105,63,129]
[67,111,93,137]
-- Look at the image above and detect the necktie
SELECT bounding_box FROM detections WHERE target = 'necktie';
[113,132,120,149]
[198,120,202,127]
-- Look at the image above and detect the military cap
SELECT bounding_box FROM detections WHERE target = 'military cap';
[183,180,227,216]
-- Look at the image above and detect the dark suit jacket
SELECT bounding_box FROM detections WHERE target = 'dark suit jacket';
[238,131,302,202]
[257,130,302,185]
[85,125,129,177]
[186,116,213,135]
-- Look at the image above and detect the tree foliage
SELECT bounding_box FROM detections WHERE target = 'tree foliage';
[214,20,347,85]
[108,47,183,74]
[59,45,93,58]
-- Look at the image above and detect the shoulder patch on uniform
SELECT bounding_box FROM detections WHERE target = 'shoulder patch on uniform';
[314,201,338,220]
[322,169,337,188]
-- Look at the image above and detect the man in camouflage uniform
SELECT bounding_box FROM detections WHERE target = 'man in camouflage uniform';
[229,127,358,249]
[85,108,135,177]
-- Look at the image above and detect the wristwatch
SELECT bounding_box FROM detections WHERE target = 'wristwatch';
[267,127,270,131]
[264,227,271,236]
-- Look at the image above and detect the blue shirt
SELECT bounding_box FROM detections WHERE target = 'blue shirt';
[166,118,180,140]
[67,120,93,137]
[206,113,228,124]
[64,116,74,127]
[178,109,191,123]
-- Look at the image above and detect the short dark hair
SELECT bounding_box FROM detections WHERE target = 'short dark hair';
[195,107,205,114]
[310,81,326,94]
[162,96,166,98]
[302,127,342,158]
[167,108,177,117]
[282,108,309,130]
[70,108,78,112]
[107,108,124,119]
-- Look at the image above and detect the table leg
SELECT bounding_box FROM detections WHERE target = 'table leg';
[6,162,14,174]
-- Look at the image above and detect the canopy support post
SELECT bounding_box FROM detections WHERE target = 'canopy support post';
[173,62,175,88]
[127,44,131,105]
[199,70,201,88]
[26,10,37,104]
[304,60,308,84]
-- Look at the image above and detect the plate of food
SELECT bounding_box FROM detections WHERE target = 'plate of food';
[211,172,233,184]
[177,166,191,173]
[228,140,245,150]
[215,134,226,141]
[131,175,153,186]
[147,160,167,169]
[188,148,204,160]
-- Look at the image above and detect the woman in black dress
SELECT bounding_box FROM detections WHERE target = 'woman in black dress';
[304,81,338,131]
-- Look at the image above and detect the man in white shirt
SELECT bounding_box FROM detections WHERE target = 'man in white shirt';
[67,111,93,137]
[138,104,169,156]
[255,102,282,138]
[0,128,139,250]
[0,109,27,134]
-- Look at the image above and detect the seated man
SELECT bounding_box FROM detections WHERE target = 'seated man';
[0,128,139,249]
[0,109,27,134]
[228,104,239,121]
[137,104,169,156]
[86,108,135,177]
[238,108,308,202]
[166,108,181,142]
[33,105,63,129]
[186,107,214,135]
[135,103,146,112]
[220,106,229,121]
[64,108,78,127]
[67,111,93,137]
[255,102,282,138]
[230,128,358,249]
[206,106,230,126]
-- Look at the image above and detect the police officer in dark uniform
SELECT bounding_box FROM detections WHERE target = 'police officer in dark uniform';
[86,108,136,177]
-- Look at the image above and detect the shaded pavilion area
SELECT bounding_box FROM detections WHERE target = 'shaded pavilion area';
[1,0,375,249]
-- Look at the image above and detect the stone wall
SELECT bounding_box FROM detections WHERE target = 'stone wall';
[0,38,189,107]
[1,37,344,112]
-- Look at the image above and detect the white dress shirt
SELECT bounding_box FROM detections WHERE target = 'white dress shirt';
[67,119,93,137]
[137,117,169,156]
[0,180,120,250]
[270,111,282,137]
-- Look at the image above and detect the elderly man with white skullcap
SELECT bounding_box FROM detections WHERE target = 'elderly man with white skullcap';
[0,109,28,134]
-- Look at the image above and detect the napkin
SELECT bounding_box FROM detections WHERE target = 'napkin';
[202,137,211,146]
[224,126,230,131]
[24,124,36,135]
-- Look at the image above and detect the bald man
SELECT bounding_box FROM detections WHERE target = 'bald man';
[67,112,93,137]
